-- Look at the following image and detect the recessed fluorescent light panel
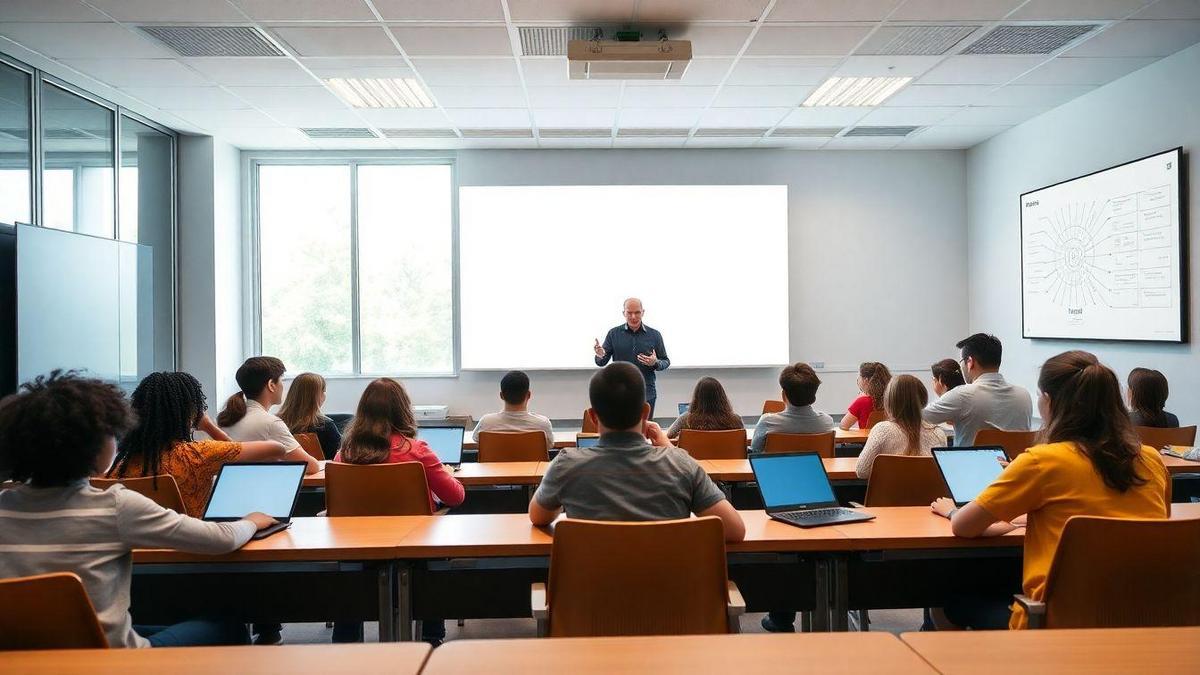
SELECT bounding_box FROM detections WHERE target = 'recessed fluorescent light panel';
[802,76,912,107]
[324,78,434,108]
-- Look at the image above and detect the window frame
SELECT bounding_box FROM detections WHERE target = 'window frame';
[247,154,460,378]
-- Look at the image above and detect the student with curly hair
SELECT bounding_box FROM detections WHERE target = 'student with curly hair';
[0,371,275,648]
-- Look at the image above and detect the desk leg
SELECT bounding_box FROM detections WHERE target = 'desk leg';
[830,555,849,631]
[378,562,396,642]
[812,558,830,632]
[397,562,414,642]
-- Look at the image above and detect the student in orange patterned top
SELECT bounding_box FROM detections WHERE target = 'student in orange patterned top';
[107,371,294,517]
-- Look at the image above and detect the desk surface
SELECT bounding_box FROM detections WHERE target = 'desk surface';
[460,427,875,450]
[901,626,1200,675]
[0,644,430,675]
[704,457,859,482]
[425,633,936,675]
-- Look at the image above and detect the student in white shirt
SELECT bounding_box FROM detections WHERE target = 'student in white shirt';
[471,370,555,451]
[922,333,1032,446]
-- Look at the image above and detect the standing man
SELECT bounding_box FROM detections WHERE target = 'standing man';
[593,298,670,417]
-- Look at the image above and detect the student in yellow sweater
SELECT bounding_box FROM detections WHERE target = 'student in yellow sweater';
[931,350,1169,630]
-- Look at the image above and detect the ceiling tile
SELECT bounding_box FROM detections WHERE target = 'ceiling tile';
[59,58,212,87]
[883,84,996,106]
[388,26,514,57]
[300,57,413,69]
[940,105,1046,125]
[526,84,621,108]
[919,55,1050,84]
[856,106,961,125]
[685,137,759,147]
[727,57,838,84]
[824,136,903,149]
[430,85,527,107]
[778,106,871,125]
[236,0,377,21]
[613,137,689,148]
[698,107,791,126]
[635,0,771,21]
[217,126,315,149]
[747,25,875,56]
[458,138,538,149]
[184,57,318,86]
[0,0,107,21]
[617,107,704,127]
[121,85,251,110]
[87,0,245,21]
[357,107,454,128]
[760,137,831,148]
[507,0,636,22]
[538,138,613,148]
[309,137,393,150]
[767,0,904,22]
[258,108,366,126]
[621,85,717,107]
[444,107,531,127]
[1014,56,1157,84]
[1008,0,1151,20]
[225,85,346,109]
[660,24,755,57]
[978,83,1095,107]
[834,55,945,77]
[533,108,616,128]
[897,124,1011,148]
[889,0,1024,21]
[661,58,736,85]
[0,22,175,58]
[169,108,282,129]
[712,85,813,107]
[1133,0,1200,19]
[414,58,521,85]
[1065,19,1200,57]
[520,58,569,85]
[372,0,505,21]
[269,26,400,57]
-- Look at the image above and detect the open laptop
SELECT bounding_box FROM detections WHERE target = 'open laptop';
[202,462,307,540]
[419,425,466,468]
[932,446,1008,506]
[749,452,875,528]
[576,435,600,448]
[678,403,690,415]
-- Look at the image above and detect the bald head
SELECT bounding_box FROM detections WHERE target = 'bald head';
[622,297,644,330]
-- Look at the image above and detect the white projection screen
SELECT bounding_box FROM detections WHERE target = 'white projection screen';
[1021,147,1185,342]
[460,185,789,369]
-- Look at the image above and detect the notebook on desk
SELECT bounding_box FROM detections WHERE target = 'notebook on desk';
[202,462,307,540]
[749,452,874,528]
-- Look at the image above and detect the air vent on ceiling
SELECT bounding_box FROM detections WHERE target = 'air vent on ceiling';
[844,126,921,138]
[769,127,843,138]
[139,25,284,57]
[44,128,94,140]
[616,128,691,137]
[380,128,458,139]
[857,25,980,55]
[519,26,601,57]
[300,128,378,139]
[539,128,612,138]
[963,24,1097,55]
[460,128,534,138]
[694,127,769,138]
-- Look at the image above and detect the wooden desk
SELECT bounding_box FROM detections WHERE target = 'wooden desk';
[0,644,431,675]
[304,462,546,488]
[1162,452,1200,474]
[703,457,860,482]
[459,427,873,451]
[901,626,1200,675]
[425,633,936,675]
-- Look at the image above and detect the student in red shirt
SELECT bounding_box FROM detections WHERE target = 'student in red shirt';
[839,362,892,430]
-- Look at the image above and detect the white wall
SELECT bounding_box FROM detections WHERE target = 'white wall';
[313,148,969,419]
[967,43,1200,420]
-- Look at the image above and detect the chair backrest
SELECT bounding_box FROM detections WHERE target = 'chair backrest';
[294,432,325,461]
[762,431,836,458]
[1135,425,1197,450]
[477,430,550,462]
[324,461,433,516]
[761,400,785,415]
[677,429,747,460]
[581,410,597,434]
[0,573,108,650]
[864,409,888,429]
[974,428,1039,461]
[863,455,949,507]
[1041,516,1200,628]
[548,517,730,637]
[89,475,186,513]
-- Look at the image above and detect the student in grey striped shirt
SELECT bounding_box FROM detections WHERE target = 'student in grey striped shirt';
[0,371,275,649]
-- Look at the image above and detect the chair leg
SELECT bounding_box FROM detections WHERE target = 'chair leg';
[857,609,870,632]
[800,611,812,632]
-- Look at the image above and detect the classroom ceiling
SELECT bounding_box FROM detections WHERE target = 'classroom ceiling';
[1,0,1199,150]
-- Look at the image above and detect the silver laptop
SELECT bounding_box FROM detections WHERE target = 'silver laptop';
[202,462,307,540]
[932,446,1008,506]
[749,452,874,528]
[419,425,466,467]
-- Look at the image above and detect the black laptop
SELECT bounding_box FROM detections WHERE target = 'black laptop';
[749,452,875,528]
[202,462,307,540]
[932,446,1008,506]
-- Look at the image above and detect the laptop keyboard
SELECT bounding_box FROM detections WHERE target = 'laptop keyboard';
[777,507,862,522]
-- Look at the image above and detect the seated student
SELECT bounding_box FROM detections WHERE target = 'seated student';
[922,333,1032,446]
[840,362,892,430]
[749,363,835,453]
[471,370,554,450]
[333,377,465,645]
[666,376,744,439]
[1127,367,1180,429]
[0,371,275,648]
[529,362,745,544]
[277,372,342,458]
[217,356,318,476]
[930,358,966,396]
[109,371,292,518]
[931,351,1169,630]
[855,375,948,479]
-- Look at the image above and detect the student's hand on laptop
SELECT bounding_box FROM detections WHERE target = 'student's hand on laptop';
[643,421,673,448]
[1009,514,1027,527]
[244,512,279,530]
[442,464,456,474]
[997,456,1010,468]
[930,498,956,519]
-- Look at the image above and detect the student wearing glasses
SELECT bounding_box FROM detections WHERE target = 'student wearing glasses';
[922,333,1032,446]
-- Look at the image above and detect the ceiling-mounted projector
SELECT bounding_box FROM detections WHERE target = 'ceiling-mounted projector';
[567,39,692,80]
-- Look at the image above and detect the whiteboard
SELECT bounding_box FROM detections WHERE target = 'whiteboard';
[1021,148,1185,342]
[460,185,790,369]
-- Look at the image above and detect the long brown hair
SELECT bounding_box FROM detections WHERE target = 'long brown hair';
[684,377,743,431]
[277,372,326,433]
[859,362,892,409]
[1127,367,1171,427]
[340,378,418,465]
[217,356,286,427]
[1039,351,1146,492]
[883,374,929,454]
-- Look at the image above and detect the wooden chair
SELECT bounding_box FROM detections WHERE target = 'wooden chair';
[294,432,325,461]
[324,461,433,516]
[0,573,108,650]
[89,475,186,513]
[761,400,785,415]
[477,430,550,462]
[678,429,747,460]
[1016,516,1200,629]
[581,409,597,434]
[974,428,1039,461]
[763,431,836,458]
[1136,425,1197,450]
[863,455,949,507]
[531,517,744,637]
[864,409,888,429]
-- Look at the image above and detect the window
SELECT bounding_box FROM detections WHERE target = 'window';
[256,162,454,376]
[0,60,31,226]
[41,82,115,237]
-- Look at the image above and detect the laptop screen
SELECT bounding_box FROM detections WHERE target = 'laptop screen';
[576,436,600,448]
[750,453,836,509]
[933,447,1008,506]
[203,463,305,520]
[678,403,690,415]
[419,426,465,464]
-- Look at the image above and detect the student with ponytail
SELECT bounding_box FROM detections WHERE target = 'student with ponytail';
[931,350,1170,630]
[217,356,318,476]
[840,361,891,430]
